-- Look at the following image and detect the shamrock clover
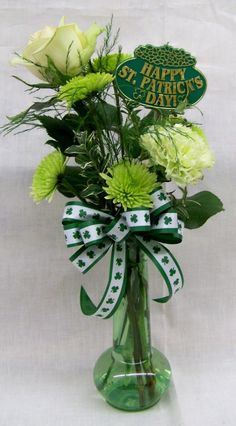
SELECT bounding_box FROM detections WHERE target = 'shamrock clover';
[77,259,85,268]
[83,230,91,239]
[114,272,122,280]
[161,256,169,265]
[110,234,117,240]
[119,223,127,232]
[133,87,146,101]
[66,207,73,215]
[97,242,106,249]
[164,216,172,225]
[116,258,123,266]
[102,308,109,313]
[144,213,149,223]
[130,214,138,223]
[153,245,161,254]
[79,209,87,218]
[116,244,123,252]
[87,250,95,259]
[73,230,81,239]
[92,213,101,220]
[169,268,176,276]
[111,286,119,293]
[178,223,182,230]
[158,192,167,201]
[173,278,179,286]
[96,227,101,236]
[106,298,114,304]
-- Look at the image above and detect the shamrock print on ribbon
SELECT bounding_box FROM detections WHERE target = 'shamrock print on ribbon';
[79,209,87,218]
[119,223,127,232]
[83,230,91,239]
[111,286,119,293]
[63,186,184,319]
[97,242,106,249]
[164,216,172,225]
[110,234,117,240]
[96,227,101,236]
[158,192,167,201]
[73,230,81,239]
[114,272,122,280]
[66,207,73,215]
[106,298,114,304]
[130,214,138,223]
[87,250,95,259]
[92,213,101,220]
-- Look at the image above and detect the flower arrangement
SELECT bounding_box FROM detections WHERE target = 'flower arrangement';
[2,17,224,411]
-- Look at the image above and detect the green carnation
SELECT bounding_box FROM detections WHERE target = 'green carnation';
[100,161,157,210]
[58,72,114,107]
[140,124,215,186]
[92,53,131,74]
[31,151,66,203]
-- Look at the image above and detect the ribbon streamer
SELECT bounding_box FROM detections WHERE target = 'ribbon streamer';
[62,186,184,319]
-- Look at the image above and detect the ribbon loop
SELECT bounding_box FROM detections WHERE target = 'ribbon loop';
[62,186,184,319]
[122,208,151,231]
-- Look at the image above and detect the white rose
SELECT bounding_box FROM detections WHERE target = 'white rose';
[11,17,103,81]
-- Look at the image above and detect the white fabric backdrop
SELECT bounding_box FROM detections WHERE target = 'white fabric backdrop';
[0,1,236,425]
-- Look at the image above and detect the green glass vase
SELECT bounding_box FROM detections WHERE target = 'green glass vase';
[93,238,171,411]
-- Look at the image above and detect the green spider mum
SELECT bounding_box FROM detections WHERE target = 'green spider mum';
[100,161,157,211]
[92,53,131,74]
[31,151,66,203]
[58,72,114,107]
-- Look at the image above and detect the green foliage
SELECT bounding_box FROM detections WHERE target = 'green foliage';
[175,191,224,229]
[39,115,75,152]
[1,97,59,135]
[61,132,112,208]
[2,17,224,229]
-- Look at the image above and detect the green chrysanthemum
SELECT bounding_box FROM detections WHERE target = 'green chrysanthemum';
[92,53,131,74]
[31,151,66,203]
[58,72,114,107]
[100,161,157,210]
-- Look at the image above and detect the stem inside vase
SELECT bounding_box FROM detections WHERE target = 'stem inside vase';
[93,238,172,411]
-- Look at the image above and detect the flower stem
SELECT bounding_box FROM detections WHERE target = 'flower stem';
[113,81,124,158]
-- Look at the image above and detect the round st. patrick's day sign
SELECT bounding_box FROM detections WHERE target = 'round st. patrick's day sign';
[115,44,207,109]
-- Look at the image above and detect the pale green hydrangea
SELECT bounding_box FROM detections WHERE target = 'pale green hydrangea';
[100,160,157,210]
[140,124,215,186]
[58,72,114,107]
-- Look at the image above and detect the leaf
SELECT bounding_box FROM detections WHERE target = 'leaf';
[183,191,224,229]
[12,75,57,89]
[81,184,104,198]
[38,115,75,152]
[95,100,119,130]
[64,145,82,155]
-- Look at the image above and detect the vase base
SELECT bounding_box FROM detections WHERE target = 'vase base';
[93,347,171,412]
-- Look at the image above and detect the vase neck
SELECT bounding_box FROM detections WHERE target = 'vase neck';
[112,239,152,363]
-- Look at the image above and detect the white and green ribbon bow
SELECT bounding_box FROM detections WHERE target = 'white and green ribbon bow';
[62,186,184,319]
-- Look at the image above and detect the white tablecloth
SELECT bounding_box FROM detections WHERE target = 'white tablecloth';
[0,1,235,425]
